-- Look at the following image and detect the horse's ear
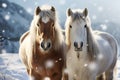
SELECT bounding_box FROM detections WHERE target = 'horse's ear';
[51,6,55,12]
[83,8,88,17]
[35,6,41,15]
[67,8,73,16]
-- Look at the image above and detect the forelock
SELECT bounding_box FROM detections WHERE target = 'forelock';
[39,5,56,21]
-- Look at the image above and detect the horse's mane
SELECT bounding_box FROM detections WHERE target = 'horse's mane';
[65,9,99,60]
[29,5,64,50]
[85,17,99,60]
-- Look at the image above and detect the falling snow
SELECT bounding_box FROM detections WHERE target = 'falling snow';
[45,60,54,69]
[2,30,5,33]
[84,63,88,67]
[93,3,97,7]
[4,15,10,20]
[12,20,15,23]
[19,10,23,14]
[2,3,7,8]
[89,62,97,71]
[27,8,32,14]
[105,19,109,23]
[23,0,27,2]
[92,15,97,20]
[98,6,103,12]
[103,41,109,46]
[100,24,107,31]
[34,2,38,5]
[64,68,69,74]
[97,53,104,60]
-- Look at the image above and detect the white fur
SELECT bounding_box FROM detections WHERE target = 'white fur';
[65,9,118,80]
[42,16,50,23]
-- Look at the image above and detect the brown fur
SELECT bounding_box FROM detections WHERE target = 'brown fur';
[19,5,66,80]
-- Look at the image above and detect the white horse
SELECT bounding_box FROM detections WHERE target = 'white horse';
[65,8,118,80]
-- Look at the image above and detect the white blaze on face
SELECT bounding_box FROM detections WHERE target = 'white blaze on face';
[70,21,86,45]
[42,17,50,23]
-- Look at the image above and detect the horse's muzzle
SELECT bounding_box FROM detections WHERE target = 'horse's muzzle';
[74,42,83,51]
[40,41,51,51]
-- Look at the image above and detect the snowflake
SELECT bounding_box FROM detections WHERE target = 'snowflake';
[2,3,7,8]
[19,10,23,14]
[93,3,97,7]
[98,6,103,12]
[7,37,10,40]
[92,15,97,20]
[58,58,62,61]
[74,74,77,77]
[34,2,38,5]
[2,38,4,40]
[105,19,109,23]
[4,15,10,20]
[89,62,97,71]
[64,68,69,74]
[1,49,7,53]
[45,60,54,69]
[100,24,107,31]
[97,53,104,60]
[103,41,109,46]
[23,0,27,2]
[27,8,32,14]
[55,60,58,63]
[84,63,88,67]
[2,30,5,33]
[43,77,51,80]
[7,12,10,15]
[12,20,15,23]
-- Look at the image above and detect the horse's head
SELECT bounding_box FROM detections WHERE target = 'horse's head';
[65,8,89,51]
[34,5,56,53]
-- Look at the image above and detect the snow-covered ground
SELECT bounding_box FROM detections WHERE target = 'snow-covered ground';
[0,53,120,80]
[0,54,28,80]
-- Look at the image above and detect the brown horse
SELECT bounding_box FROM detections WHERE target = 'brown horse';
[19,5,66,80]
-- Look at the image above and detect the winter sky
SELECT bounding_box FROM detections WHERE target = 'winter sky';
[10,0,120,25]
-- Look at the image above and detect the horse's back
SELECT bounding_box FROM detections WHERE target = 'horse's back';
[94,31,118,65]
[94,30,117,54]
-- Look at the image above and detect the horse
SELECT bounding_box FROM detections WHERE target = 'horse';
[65,8,118,80]
[19,5,66,80]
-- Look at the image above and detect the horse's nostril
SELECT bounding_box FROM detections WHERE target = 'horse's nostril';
[47,42,51,49]
[40,41,51,51]
[41,42,44,49]
[74,42,78,48]
[81,42,83,48]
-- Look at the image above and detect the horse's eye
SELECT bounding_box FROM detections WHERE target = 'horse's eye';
[37,23,40,27]
[70,25,72,28]
[84,24,87,28]
[51,23,54,27]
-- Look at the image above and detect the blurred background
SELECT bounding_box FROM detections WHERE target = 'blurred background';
[0,0,120,53]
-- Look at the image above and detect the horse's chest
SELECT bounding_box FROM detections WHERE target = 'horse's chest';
[66,50,90,76]
[32,52,64,77]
